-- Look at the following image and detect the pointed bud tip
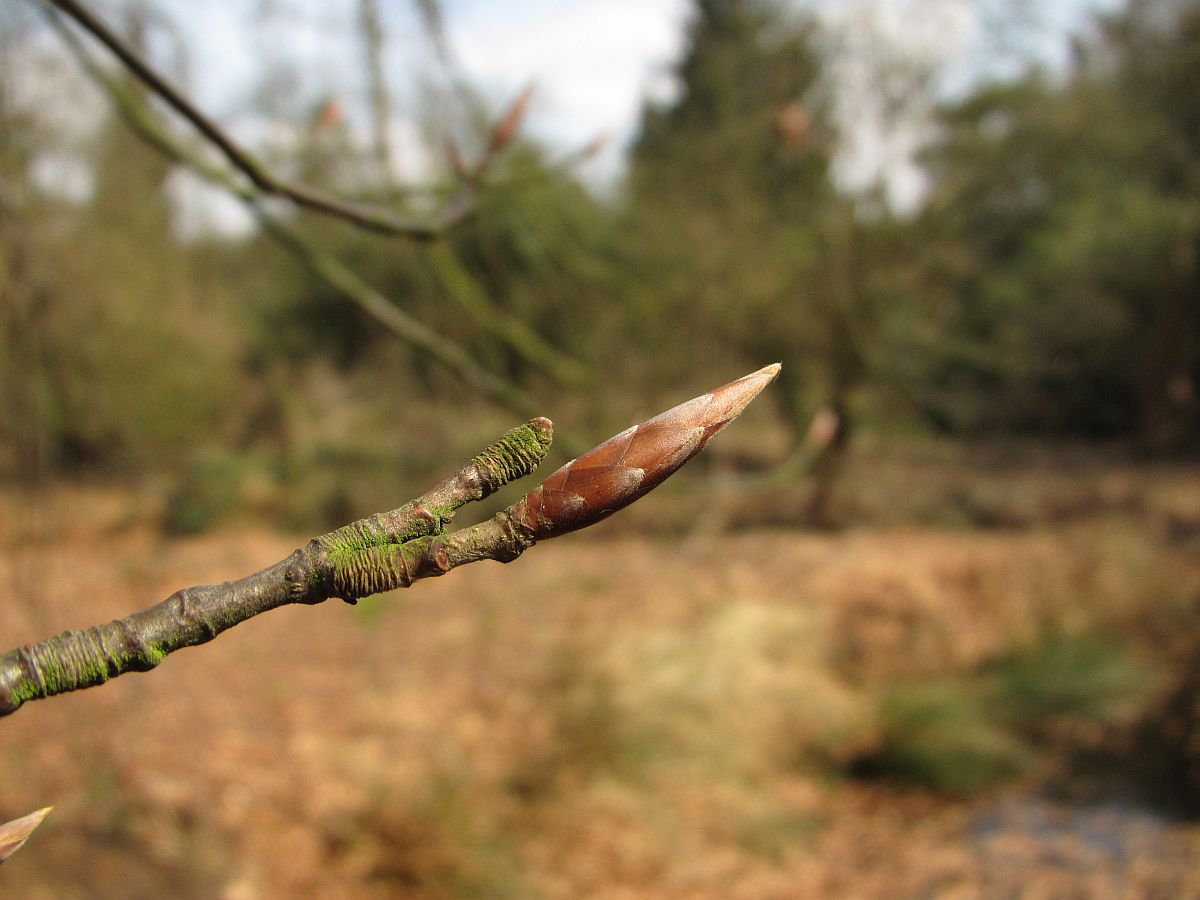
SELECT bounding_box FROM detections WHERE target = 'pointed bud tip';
[0,806,53,863]
[742,361,782,385]
[701,362,782,431]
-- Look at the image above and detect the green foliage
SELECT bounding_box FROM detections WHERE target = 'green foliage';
[858,631,1155,794]
[906,0,1200,446]
[987,630,1154,725]
[1,60,240,476]
[164,454,247,535]
[624,0,866,439]
[866,680,1033,794]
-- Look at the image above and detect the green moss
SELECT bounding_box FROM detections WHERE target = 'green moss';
[320,509,433,562]
[7,673,43,706]
[141,642,169,668]
[30,638,110,696]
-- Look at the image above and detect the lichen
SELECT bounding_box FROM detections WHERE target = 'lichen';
[324,537,435,601]
[470,419,553,493]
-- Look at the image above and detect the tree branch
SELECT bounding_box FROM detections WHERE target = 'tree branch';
[43,6,556,431]
[0,365,780,718]
[0,418,553,716]
[423,241,589,388]
[43,0,517,240]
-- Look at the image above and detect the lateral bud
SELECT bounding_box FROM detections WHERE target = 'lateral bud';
[488,84,535,155]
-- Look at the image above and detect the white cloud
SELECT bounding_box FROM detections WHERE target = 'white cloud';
[814,0,981,212]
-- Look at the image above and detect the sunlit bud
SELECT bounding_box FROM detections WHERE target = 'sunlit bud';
[488,84,535,154]
[0,807,52,863]
[509,364,781,539]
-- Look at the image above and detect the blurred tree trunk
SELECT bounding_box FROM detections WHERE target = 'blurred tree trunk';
[0,21,59,480]
[1135,228,1199,452]
[806,211,866,527]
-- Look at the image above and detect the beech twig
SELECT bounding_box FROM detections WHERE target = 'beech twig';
[0,365,780,717]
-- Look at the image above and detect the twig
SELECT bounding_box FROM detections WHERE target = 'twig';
[252,208,550,421]
[358,0,398,193]
[0,419,552,717]
[43,0,499,239]
[423,241,588,388]
[0,365,780,717]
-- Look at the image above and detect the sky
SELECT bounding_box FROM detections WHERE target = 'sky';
[29,0,1123,235]
[442,0,1122,205]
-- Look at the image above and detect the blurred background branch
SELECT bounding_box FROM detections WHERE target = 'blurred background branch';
[44,0,488,239]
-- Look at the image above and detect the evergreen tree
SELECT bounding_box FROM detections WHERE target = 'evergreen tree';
[909,0,1199,447]
[627,0,861,487]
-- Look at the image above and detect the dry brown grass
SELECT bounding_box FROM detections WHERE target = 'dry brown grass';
[2,456,1199,897]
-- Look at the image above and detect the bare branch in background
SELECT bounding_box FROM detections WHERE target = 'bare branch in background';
[358,0,398,193]
[411,0,451,68]
[43,0,521,239]
[0,365,779,717]
[423,240,589,389]
[43,0,587,404]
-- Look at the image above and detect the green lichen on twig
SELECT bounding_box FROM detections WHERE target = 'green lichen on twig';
[316,418,552,558]
[0,419,553,717]
[14,626,166,698]
[313,419,552,602]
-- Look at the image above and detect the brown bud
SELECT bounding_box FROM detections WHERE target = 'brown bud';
[0,806,52,863]
[488,84,535,155]
[509,364,780,539]
[314,97,344,133]
[775,102,811,152]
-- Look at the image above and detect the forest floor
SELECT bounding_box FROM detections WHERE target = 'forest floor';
[3,445,1200,898]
